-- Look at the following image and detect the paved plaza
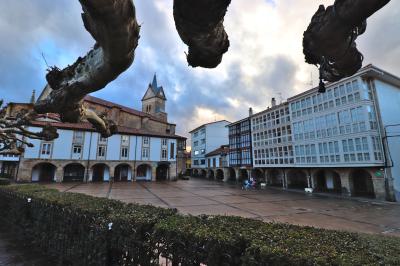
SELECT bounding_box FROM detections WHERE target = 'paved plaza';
[44,178,400,237]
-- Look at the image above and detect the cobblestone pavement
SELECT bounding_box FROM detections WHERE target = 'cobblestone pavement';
[44,178,400,236]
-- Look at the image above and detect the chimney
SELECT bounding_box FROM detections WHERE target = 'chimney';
[249,107,253,117]
[271,98,276,107]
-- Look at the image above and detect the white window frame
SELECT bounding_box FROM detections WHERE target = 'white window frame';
[41,143,52,156]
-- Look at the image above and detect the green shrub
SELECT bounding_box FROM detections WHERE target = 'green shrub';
[0,178,10,186]
[0,184,399,266]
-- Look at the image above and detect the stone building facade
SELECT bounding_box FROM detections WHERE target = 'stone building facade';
[3,75,186,183]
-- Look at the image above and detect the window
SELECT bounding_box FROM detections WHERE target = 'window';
[194,141,198,147]
[121,135,129,146]
[194,132,199,138]
[170,143,175,158]
[162,139,168,146]
[41,143,52,155]
[201,139,206,144]
[98,145,106,157]
[142,148,150,159]
[121,147,129,158]
[143,137,150,146]
[200,159,206,165]
[200,128,206,135]
[161,149,167,160]
[73,145,82,154]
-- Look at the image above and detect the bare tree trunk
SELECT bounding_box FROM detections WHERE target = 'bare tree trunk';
[303,0,390,83]
[173,0,231,68]
[35,0,140,137]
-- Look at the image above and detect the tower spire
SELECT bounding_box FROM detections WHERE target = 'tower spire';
[152,73,158,91]
[30,90,36,104]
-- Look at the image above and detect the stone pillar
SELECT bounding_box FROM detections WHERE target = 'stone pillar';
[340,172,352,197]
[283,169,288,189]
[151,165,157,182]
[17,159,33,182]
[223,168,229,182]
[235,168,240,182]
[310,170,316,189]
[170,163,177,181]
[55,167,63,183]
[372,177,386,201]
[109,166,115,182]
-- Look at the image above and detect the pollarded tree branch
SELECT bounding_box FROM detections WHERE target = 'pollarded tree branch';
[303,0,390,86]
[34,0,140,137]
[173,0,231,68]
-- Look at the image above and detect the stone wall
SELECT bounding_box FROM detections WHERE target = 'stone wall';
[17,158,178,183]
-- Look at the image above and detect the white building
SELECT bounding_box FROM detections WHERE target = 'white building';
[19,124,181,182]
[251,65,400,201]
[3,75,187,183]
[189,120,230,171]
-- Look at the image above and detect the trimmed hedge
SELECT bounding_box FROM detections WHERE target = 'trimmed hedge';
[0,184,399,266]
[0,177,10,186]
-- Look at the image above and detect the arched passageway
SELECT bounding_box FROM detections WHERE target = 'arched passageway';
[239,169,248,182]
[32,163,56,182]
[200,169,207,178]
[136,164,152,181]
[216,169,224,180]
[63,163,85,182]
[268,169,283,187]
[193,169,199,177]
[92,164,109,182]
[208,170,215,179]
[228,168,236,182]
[115,164,132,182]
[350,169,375,198]
[313,170,341,193]
[156,164,170,181]
[287,170,308,189]
[251,169,264,181]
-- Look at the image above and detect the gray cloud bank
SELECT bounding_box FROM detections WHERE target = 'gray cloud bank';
[0,0,399,140]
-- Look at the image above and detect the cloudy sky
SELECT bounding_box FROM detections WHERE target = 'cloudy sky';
[1,0,399,141]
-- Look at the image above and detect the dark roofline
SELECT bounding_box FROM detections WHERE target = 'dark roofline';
[287,64,400,101]
[205,145,229,157]
[250,102,289,118]
[29,121,186,140]
[189,120,231,133]
[226,117,250,127]
[84,95,175,126]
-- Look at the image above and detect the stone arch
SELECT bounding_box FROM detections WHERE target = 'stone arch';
[63,163,85,182]
[193,169,199,177]
[313,169,341,193]
[207,169,215,179]
[349,169,375,198]
[200,169,207,178]
[156,163,170,181]
[267,169,284,187]
[251,168,264,181]
[228,168,236,182]
[239,169,248,182]
[287,169,308,189]
[115,164,132,182]
[91,163,110,182]
[216,169,224,180]
[32,162,56,182]
[136,164,152,181]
